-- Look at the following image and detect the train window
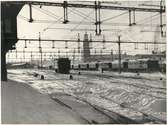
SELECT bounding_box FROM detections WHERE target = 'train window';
[139,61,142,64]
[96,63,99,68]
[108,63,112,68]
[87,64,89,68]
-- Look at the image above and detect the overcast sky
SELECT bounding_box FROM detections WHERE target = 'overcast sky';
[7,0,166,62]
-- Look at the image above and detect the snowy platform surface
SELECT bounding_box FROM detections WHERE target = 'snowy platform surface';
[1,80,87,124]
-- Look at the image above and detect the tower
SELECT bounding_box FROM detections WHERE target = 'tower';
[83,32,90,62]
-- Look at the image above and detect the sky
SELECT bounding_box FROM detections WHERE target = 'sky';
[6,0,166,62]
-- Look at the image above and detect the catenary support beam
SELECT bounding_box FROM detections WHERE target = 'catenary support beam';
[5,1,165,13]
[13,38,166,44]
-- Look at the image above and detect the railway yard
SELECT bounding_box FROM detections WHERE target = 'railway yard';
[1,0,166,124]
[6,69,166,124]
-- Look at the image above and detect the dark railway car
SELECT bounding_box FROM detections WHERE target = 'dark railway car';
[160,61,166,72]
[57,58,71,74]
[147,60,160,71]
[123,61,128,71]
[137,59,160,72]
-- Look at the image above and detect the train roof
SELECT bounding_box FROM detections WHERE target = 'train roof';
[137,58,158,61]
[112,60,127,63]
[11,63,28,66]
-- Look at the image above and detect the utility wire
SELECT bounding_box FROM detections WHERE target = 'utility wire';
[40,6,60,18]
[101,11,128,22]
[71,10,94,32]
[18,15,29,21]
[135,13,159,24]
[32,5,59,20]
[70,8,95,22]
[42,7,76,34]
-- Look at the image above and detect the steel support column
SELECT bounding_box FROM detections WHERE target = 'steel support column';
[160,0,163,37]
[31,51,33,62]
[129,10,132,26]
[133,10,136,25]
[63,1,69,24]
[118,36,121,74]
[29,4,33,22]
[38,32,43,68]
[95,1,101,35]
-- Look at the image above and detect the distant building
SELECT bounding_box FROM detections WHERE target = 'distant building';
[82,32,133,62]
[82,32,90,62]
[135,53,166,60]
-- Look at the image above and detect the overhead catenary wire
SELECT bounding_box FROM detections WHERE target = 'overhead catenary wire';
[15,1,166,62]
[18,15,30,21]
[32,5,60,20]
[101,11,129,22]
[70,9,94,32]
[69,8,95,22]
[39,6,60,18]
[42,7,77,34]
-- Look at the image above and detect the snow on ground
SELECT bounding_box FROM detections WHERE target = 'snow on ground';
[7,69,166,123]
[2,80,88,124]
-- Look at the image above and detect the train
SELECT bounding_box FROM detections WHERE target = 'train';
[40,58,71,74]
[7,62,34,69]
[53,58,71,74]
[71,58,166,72]
[159,60,166,72]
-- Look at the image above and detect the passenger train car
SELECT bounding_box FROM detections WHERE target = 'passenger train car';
[159,60,166,72]
[88,62,98,70]
[71,58,163,72]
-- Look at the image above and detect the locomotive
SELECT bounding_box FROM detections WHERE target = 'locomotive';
[52,58,71,74]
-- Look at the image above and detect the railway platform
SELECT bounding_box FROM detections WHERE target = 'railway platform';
[1,80,87,124]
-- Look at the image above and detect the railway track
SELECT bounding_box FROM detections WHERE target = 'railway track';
[49,92,166,124]
[74,93,166,124]
[49,93,137,124]
[46,79,166,124]
[8,70,166,124]
[71,71,166,95]
[35,71,166,124]
[100,95,166,124]
[50,95,91,124]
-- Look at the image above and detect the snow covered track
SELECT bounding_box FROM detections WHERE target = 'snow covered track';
[7,69,166,124]
[50,93,137,124]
